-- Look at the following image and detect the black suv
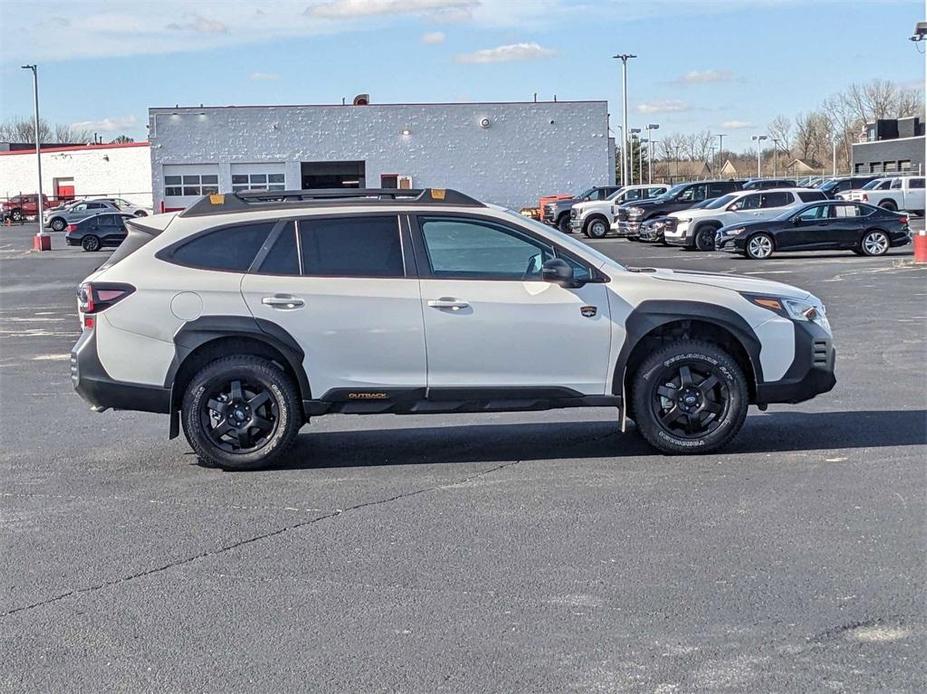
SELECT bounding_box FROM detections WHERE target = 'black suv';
[817,176,878,199]
[543,186,621,233]
[742,178,797,190]
[614,180,744,237]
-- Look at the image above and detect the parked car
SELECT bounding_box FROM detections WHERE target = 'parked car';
[65,212,132,251]
[93,197,152,217]
[570,184,668,238]
[72,186,836,470]
[542,186,621,233]
[637,198,718,244]
[612,180,745,238]
[2,193,51,222]
[715,200,910,259]
[45,199,121,231]
[742,178,797,190]
[664,188,827,250]
[816,176,878,198]
[836,177,896,202]
[840,176,925,214]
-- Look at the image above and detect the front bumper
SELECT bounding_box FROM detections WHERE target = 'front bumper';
[72,329,171,414]
[664,224,691,246]
[613,220,641,237]
[754,321,836,405]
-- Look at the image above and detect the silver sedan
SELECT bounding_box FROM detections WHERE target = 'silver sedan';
[44,200,121,231]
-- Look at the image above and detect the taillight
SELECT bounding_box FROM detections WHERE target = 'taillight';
[66,224,78,232]
[899,215,909,226]
[78,282,135,315]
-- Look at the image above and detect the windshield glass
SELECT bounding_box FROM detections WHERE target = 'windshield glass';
[860,179,884,190]
[606,188,626,201]
[500,207,623,270]
[658,184,687,200]
[706,193,737,209]
[818,179,839,191]
[577,188,597,200]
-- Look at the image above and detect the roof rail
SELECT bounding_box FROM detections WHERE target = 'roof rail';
[179,187,485,217]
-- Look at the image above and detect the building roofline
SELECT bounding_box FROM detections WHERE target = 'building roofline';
[149,100,607,112]
[852,135,926,146]
[0,141,149,157]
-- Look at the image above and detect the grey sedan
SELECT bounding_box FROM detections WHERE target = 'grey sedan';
[44,200,120,232]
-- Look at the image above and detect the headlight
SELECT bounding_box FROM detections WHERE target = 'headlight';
[745,295,830,331]
[626,206,644,216]
[721,226,745,237]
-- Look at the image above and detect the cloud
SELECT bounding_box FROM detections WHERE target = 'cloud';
[422,31,446,44]
[70,115,138,133]
[249,71,281,81]
[455,42,555,64]
[636,100,690,114]
[166,14,229,33]
[673,69,734,85]
[721,119,753,129]
[306,0,478,19]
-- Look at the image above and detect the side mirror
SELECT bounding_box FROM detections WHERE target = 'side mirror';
[541,258,576,287]
[792,217,802,225]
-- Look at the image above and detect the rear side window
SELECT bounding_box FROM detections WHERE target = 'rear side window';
[258,222,299,275]
[910,178,925,189]
[169,222,275,272]
[760,192,791,208]
[798,191,826,202]
[299,215,403,278]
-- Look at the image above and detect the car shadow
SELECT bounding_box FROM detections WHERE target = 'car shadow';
[272,409,926,470]
[726,249,913,261]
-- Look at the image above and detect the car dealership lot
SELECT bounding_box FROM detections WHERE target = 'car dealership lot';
[1,223,925,691]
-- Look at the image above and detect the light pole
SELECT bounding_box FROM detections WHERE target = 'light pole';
[630,127,641,184]
[752,134,768,178]
[613,53,636,189]
[21,64,47,247]
[646,123,659,184]
[716,134,726,176]
[639,138,647,186]
[832,135,838,176]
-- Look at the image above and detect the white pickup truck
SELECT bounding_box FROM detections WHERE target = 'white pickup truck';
[839,175,925,214]
[570,184,668,238]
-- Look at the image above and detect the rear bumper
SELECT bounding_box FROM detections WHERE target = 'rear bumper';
[755,321,836,405]
[71,329,171,414]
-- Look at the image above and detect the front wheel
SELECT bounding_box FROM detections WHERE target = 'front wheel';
[586,217,609,239]
[694,225,719,251]
[11,210,23,222]
[631,340,749,455]
[181,355,302,471]
[81,235,101,252]
[745,233,774,259]
[860,229,889,256]
[557,215,572,234]
[50,217,66,232]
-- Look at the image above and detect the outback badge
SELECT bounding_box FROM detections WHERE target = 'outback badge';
[580,305,597,318]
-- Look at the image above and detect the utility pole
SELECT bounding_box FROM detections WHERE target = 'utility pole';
[21,64,48,249]
[646,123,659,184]
[716,133,726,176]
[613,53,636,189]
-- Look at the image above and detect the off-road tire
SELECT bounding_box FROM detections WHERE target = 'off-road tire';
[181,355,302,471]
[631,340,749,455]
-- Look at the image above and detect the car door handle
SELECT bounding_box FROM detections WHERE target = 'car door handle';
[427,298,470,311]
[261,294,304,309]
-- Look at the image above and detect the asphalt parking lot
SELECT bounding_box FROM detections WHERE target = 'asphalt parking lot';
[1,221,925,692]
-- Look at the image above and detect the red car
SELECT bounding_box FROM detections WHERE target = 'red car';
[2,194,51,222]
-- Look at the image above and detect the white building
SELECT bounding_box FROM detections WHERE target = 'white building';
[149,100,613,212]
[0,142,152,207]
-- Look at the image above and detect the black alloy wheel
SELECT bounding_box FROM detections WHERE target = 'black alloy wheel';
[649,362,729,439]
[81,235,101,252]
[557,215,572,233]
[694,225,718,251]
[200,378,279,454]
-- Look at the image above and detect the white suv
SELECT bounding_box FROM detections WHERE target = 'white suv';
[72,188,836,470]
[664,188,827,250]
[570,184,668,238]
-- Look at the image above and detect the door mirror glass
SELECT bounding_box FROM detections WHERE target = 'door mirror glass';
[541,258,575,286]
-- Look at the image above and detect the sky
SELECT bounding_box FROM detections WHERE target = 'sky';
[0,0,923,152]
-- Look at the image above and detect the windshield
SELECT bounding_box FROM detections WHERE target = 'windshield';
[500,207,623,270]
[657,184,687,200]
[577,188,597,200]
[606,188,626,201]
[860,179,885,190]
[818,179,839,191]
[705,193,737,209]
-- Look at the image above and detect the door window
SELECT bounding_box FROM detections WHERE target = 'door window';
[759,192,791,208]
[910,178,925,189]
[708,183,730,198]
[678,184,707,202]
[830,204,862,218]
[728,194,761,211]
[419,217,555,280]
[258,222,299,275]
[299,215,403,278]
[795,204,829,221]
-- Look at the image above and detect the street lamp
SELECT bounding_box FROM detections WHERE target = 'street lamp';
[752,134,768,178]
[21,64,47,249]
[646,123,659,184]
[612,53,637,189]
[630,127,642,184]
[716,134,726,176]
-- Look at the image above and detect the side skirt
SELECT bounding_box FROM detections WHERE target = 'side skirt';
[303,387,622,417]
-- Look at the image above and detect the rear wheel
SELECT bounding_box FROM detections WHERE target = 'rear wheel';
[586,217,609,239]
[50,217,66,232]
[631,340,749,455]
[878,200,898,212]
[860,229,889,256]
[81,235,101,252]
[11,210,23,222]
[745,233,774,259]
[134,210,148,217]
[694,224,720,251]
[181,355,302,471]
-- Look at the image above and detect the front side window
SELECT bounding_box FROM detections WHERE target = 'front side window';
[168,222,275,272]
[299,215,403,278]
[420,217,555,280]
[796,204,829,221]
[679,184,707,202]
[729,194,761,211]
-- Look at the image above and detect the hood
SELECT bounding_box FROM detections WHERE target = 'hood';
[669,207,716,221]
[641,267,812,301]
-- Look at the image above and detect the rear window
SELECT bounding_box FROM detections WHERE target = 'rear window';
[299,215,403,278]
[798,191,827,202]
[910,178,925,189]
[760,192,791,208]
[168,222,275,272]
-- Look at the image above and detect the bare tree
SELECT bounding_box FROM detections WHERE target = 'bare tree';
[109,135,135,144]
[0,116,93,144]
[682,130,714,164]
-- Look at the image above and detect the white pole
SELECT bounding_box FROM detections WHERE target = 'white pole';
[832,137,837,176]
[614,54,636,190]
[22,65,45,236]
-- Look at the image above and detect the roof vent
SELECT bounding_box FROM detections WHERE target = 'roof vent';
[353,94,370,106]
